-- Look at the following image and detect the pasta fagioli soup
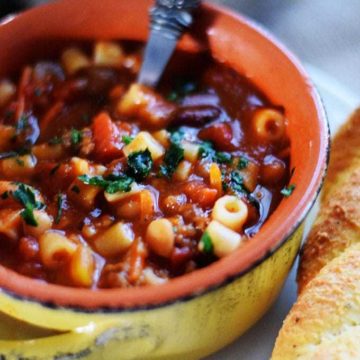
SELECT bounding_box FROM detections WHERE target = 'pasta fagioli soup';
[0,41,292,288]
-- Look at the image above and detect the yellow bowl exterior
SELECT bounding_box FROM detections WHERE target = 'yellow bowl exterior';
[0,225,303,359]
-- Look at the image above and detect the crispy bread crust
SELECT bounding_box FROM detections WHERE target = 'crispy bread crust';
[297,109,360,293]
[272,243,360,360]
[297,167,360,293]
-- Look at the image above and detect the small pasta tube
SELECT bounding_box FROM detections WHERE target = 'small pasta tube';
[123,131,165,161]
[0,154,37,178]
[140,190,155,221]
[93,41,124,67]
[32,143,65,161]
[203,220,242,258]
[23,210,53,238]
[173,160,192,181]
[39,231,77,269]
[0,80,16,107]
[209,163,222,195]
[145,218,175,258]
[182,141,200,163]
[253,108,286,142]
[69,246,95,288]
[0,209,22,241]
[94,222,134,257]
[117,84,175,127]
[61,47,91,75]
[212,195,248,232]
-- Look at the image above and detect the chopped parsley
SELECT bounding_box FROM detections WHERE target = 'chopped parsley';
[159,142,184,178]
[127,149,153,181]
[229,171,248,195]
[122,135,134,145]
[70,128,82,145]
[12,183,44,227]
[199,232,213,254]
[78,174,133,194]
[281,184,296,197]
[169,128,184,144]
[199,141,232,164]
[237,157,249,170]
[55,193,65,224]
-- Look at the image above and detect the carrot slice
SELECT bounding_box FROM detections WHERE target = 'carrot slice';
[140,190,155,222]
[209,163,222,196]
[92,112,123,161]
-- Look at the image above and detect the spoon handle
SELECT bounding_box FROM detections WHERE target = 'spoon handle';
[150,0,201,39]
[138,0,201,87]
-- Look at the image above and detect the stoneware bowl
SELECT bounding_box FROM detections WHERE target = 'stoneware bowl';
[0,0,328,359]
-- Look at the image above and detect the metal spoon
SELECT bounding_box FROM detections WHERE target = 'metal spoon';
[138,0,201,88]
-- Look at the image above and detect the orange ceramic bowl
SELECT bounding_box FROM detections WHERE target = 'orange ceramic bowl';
[0,1,328,359]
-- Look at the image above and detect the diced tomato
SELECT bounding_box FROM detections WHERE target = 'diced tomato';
[198,122,234,151]
[183,181,218,208]
[92,112,123,161]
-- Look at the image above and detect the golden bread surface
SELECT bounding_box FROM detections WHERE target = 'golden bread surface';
[297,109,360,293]
[272,242,360,360]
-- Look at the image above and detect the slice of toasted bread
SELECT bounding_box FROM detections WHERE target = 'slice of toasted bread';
[297,109,360,293]
[272,242,360,360]
[321,108,360,202]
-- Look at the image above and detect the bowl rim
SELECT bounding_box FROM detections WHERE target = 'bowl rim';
[0,0,329,311]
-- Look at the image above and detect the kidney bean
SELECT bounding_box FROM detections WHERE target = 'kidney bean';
[172,105,221,127]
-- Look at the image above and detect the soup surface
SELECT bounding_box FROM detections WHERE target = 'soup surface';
[0,41,292,288]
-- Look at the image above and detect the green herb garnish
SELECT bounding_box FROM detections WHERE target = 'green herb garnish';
[127,149,153,180]
[229,171,248,195]
[70,128,82,145]
[159,142,184,178]
[199,141,232,164]
[237,157,249,170]
[122,135,134,145]
[12,183,44,227]
[281,184,296,197]
[78,174,133,194]
[55,193,65,224]
[199,231,213,254]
